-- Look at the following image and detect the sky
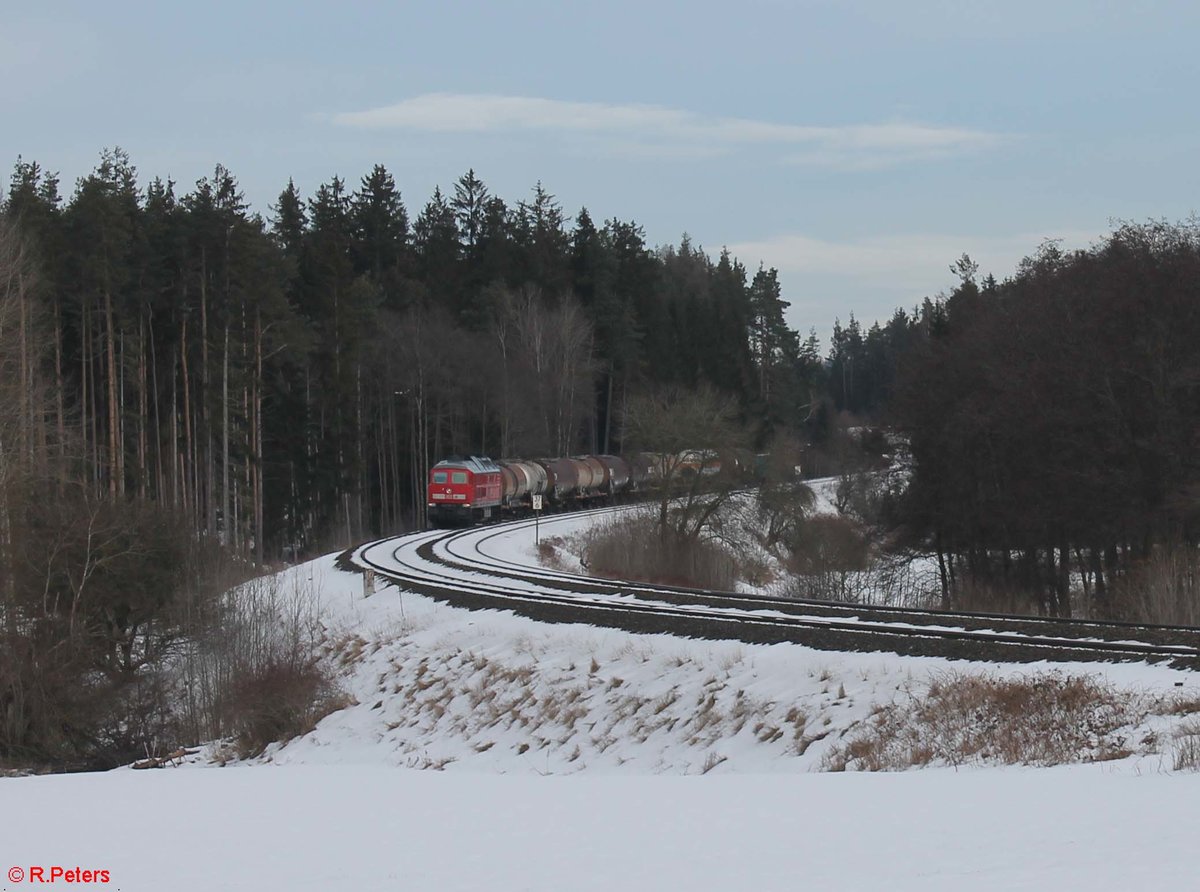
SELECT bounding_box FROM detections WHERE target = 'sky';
[4,0,1199,339]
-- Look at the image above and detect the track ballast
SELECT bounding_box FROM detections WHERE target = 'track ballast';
[348,507,1200,670]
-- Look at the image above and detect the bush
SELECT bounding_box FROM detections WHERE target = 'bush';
[175,568,342,754]
[782,515,872,601]
[0,483,202,769]
[583,512,740,590]
[1173,720,1200,771]
[227,659,345,757]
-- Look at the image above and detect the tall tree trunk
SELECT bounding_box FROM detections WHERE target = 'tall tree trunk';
[81,299,90,489]
[200,248,213,535]
[137,317,148,499]
[104,283,119,496]
[150,313,164,502]
[254,311,264,565]
[16,265,29,463]
[169,341,179,508]
[53,297,65,464]
[222,322,230,546]
[118,328,126,493]
[181,314,194,524]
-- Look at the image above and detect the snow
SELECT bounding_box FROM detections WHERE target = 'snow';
[8,507,1200,890]
[5,768,1199,891]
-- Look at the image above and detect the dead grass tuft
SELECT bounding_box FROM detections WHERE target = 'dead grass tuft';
[536,537,570,571]
[1172,720,1200,771]
[328,633,369,668]
[822,671,1140,771]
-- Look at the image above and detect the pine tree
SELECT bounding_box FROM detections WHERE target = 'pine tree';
[413,187,461,315]
[64,148,142,497]
[351,165,409,307]
[451,169,488,254]
[515,182,569,295]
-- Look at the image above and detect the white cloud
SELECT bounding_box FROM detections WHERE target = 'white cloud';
[330,93,1005,167]
[725,229,1107,335]
[727,230,1104,290]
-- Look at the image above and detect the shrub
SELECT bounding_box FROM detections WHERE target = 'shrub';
[0,484,208,769]
[783,515,871,601]
[227,659,345,757]
[175,569,342,754]
[583,512,739,590]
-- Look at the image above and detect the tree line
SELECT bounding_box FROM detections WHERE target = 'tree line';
[0,148,838,766]
[2,149,819,561]
[891,224,1200,620]
[8,145,1196,766]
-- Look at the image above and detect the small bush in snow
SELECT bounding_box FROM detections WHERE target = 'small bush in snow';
[228,660,348,757]
[1172,720,1200,771]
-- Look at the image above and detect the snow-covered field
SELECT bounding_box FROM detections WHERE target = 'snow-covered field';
[7,767,1199,891]
[8,510,1200,891]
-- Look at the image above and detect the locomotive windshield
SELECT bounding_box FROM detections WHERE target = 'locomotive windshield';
[451,471,468,484]
[433,471,447,483]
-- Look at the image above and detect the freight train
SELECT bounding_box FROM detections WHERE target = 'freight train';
[426,451,756,527]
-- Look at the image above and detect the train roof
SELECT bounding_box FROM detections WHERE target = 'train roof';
[431,455,501,474]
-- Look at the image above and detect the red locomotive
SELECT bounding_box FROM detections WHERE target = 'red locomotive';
[426,456,504,525]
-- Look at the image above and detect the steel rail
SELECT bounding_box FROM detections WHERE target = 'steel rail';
[350,514,1200,669]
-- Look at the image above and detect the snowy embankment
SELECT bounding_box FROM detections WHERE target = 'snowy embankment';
[8,509,1200,891]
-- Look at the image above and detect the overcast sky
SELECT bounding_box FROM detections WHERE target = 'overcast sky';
[4,0,1198,338]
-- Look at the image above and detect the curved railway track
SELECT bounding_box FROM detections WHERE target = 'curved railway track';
[349,506,1200,670]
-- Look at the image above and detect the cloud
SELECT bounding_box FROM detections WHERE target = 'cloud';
[726,229,1104,291]
[330,93,1005,167]
[725,228,1107,335]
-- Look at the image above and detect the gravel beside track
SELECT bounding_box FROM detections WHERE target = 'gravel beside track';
[346,509,1200,670]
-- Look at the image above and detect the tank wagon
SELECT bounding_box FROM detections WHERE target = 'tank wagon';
[427,453,648,527]
[426,450,763,528]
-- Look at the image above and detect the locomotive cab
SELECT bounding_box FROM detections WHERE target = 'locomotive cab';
[427,456,503,527]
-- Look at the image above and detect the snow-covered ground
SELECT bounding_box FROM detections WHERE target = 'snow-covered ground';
[7,767,1199,891]
[8,510,1200,891]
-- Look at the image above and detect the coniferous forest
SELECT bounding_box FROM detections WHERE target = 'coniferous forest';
[6,149,1200,611]
[8,148,1200,767]
[2,151,828,560]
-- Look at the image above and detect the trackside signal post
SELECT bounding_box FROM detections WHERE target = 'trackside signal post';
[532,494,543,544]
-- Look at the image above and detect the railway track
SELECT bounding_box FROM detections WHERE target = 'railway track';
[349,506,1200,670]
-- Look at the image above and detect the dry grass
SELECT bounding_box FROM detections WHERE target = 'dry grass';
[329,633,369,668]
[582,512,740,590]
[1172,721,1200,771]
[536,537,571,571]
[822,672,1140,771]
[1116,544,1200,625]
[229,662,355,757]
[1160,694,1200,716]
[370,638,835,772]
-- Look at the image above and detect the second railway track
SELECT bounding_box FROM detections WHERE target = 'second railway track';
[350,506,1200,670]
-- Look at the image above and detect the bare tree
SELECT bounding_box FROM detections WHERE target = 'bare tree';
[622,384,747,542]
[496,285,596,456]
[755,436,814,550]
